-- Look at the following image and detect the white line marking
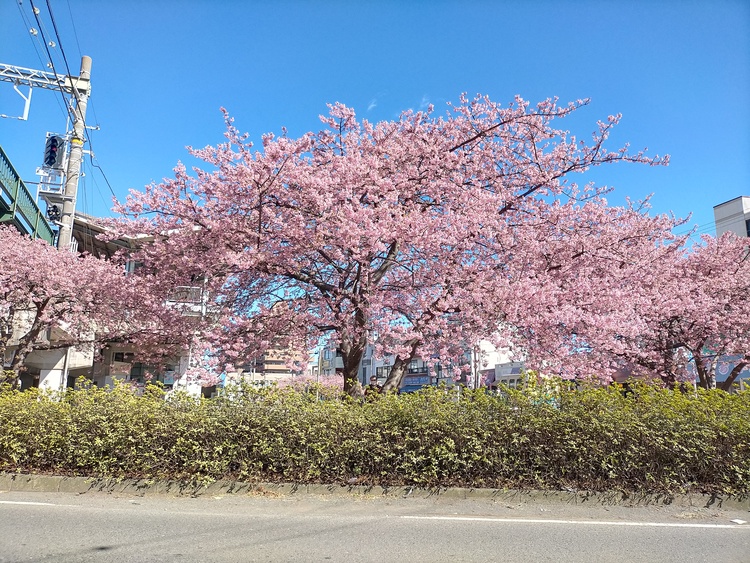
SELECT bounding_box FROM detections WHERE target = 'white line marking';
[0,500,58,506]
[401,515,747,529]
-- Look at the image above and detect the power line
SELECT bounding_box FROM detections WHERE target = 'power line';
[41,0,118,206]
[61,0,103,129]
[14,0,69,121]
[85,157,116,212]
[87,151,118,200]
[674,220,716,236]
[64,0,82,58]
[27,0,75,127]
[45,0,75,96]
[14,1,48,71]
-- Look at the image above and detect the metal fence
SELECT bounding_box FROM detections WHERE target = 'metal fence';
[0,145,54,244]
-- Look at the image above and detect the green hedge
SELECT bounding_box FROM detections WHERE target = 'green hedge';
[1,382,748,494]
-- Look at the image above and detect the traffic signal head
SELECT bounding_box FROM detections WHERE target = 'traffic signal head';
[43,135,65,169]
[47,204,61,222]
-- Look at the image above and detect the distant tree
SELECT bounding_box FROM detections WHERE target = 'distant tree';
[0,226,184,389]
[115,95,676,394]
[574,233,750,390]
[504,197,687,384]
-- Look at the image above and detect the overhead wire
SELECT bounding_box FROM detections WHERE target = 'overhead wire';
[62,0,103,131]
[42,0,118,206]
[14,0,69,122]
[45,0,75,92]
[63,0,82,57]
[61,0,102,129]
[27,0,75,127]
[87,156,118,202]
[14,1,46,64]
[675,222,716,236]
[86,159,115,212]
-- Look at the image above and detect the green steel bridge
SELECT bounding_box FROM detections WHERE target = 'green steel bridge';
[0,145,55,245]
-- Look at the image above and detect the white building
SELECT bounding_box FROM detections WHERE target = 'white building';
[713,196,750,237]
[317,339,522,391]
[706,196,750,391]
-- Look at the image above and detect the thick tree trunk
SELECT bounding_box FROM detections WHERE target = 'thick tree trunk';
[3,310,48,391]
[10,327,44,376]
[1,308,18,389]
[341,346,365,396]
[694,355,709,390]
[381,340,420,393]
[381,357,408,393]
[339,327,368,396]
[719,361,748,392]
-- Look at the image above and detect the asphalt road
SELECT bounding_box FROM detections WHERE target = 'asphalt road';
[1,490,748,562]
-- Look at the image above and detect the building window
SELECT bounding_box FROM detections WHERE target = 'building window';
[376,366,392,378]
[408,359,427,374]
[124,260,143,275]
[129,362,153,383]
[113,352,134,363]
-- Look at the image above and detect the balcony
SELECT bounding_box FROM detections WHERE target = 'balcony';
[165,285,207,317]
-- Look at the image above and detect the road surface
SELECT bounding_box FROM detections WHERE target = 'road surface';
[0,490,748,562]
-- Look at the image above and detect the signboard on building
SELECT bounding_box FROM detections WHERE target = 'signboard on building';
[403,375,430,386]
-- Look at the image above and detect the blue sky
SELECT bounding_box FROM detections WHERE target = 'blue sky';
[1,0,748,239]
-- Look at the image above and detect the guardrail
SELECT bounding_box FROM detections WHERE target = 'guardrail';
[0,145,55,244]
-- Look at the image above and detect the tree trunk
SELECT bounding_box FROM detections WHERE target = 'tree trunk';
[381,356,408,393]
[10,327,44,376]
[658,346,680,388]
[341,348,365,395]
[1,307,18,389]
[719,361,748,392]
[339,329,368,396]
[5,312,48,391]
[381,340,420,393]
[693,353,709,390]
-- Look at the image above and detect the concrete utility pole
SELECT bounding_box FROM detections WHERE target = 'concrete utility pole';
[56,56,91,251]
[0,57,92,251]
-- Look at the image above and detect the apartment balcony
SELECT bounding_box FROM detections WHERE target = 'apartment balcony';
[165,285,207,317]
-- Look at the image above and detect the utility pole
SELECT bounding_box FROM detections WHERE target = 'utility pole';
[56,56,91,251]
[0,57,92,251]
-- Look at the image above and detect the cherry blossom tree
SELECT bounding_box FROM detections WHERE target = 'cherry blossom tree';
[0,226,186,389]
[572,233,750,390]
[114,94,676,394]
[501,197,687,383]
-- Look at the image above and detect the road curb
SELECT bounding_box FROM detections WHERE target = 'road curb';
[1,472,748,510]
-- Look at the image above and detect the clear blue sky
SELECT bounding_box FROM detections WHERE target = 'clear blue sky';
[2,0,748,239]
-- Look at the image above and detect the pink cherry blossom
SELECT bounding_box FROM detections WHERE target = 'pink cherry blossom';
[113,95,676,394]
[0,226,191,388]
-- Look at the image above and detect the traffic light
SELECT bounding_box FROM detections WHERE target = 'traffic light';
[46,204,61,222]
[43,135,65,169]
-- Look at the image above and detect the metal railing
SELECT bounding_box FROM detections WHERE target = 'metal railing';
[0,145,54,244]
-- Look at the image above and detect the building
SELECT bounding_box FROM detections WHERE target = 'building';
[713,196,750,238]
[704,196,750,391]
[240,348,304,387]
[4,213,209,395]
[316,339,521,392]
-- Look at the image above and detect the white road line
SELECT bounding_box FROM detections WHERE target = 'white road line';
[401,515,747,529]
[0,500,58,506]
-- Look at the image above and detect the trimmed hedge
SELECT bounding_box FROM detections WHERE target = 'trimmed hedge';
[0,382,748,494]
